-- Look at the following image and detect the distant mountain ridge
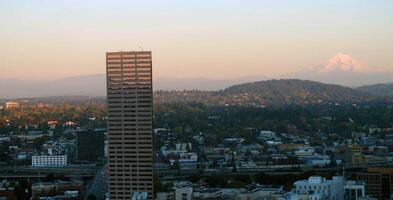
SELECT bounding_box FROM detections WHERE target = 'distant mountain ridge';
[0,74,268,99]
[2,76,389,106]
[153,75,268,91]
[0,74,106,99]
[155,79,376,106]
[1,53,392,99]
[357,83,393,97]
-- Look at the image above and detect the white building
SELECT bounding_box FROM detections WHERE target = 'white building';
[156,192,174,200]
[176,143,192,151]
[17,153,27,160]
[64,191,79,198]
[177,152,198,171]
[306,157,331,167]
[175,186,193,200]
[290,176,366,200]
[179,152,198,162]
[193,188,223,199]
[291,176,344,200]
[31,155,67,167]
[294,147,315,158]
[258,131,276,139]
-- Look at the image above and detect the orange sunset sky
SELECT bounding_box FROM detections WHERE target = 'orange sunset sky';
[0,0,392,80]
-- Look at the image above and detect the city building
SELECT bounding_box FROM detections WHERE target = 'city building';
[306,157,331,167]
[31,180,83,198]
[75,129,105,162]
[290,176,367,200]
[356,168,393,200]
[106,51,154,199]
[31,155,67,167]
[0,181,16,200]
[177,152,198,172]
[236,187,283,200]
[258,130,276,139]
[294,146,315,158]
[193,188,223,199]
[156,182,193,200]
[344,180,365,200]
[5,102,19,109]
[156,192,174,200]
[157,182,284,200]
[349,144,364,163]
[291,176,345,200]
[175,186,193,200]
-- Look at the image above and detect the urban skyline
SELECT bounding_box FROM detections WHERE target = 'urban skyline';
[1,1,393,200]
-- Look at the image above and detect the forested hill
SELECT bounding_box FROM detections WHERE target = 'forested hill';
[357,83,393,97]
[155,79,375,106]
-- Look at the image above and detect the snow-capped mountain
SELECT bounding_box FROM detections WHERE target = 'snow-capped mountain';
[314,53,365,73]
[291,53,392,86]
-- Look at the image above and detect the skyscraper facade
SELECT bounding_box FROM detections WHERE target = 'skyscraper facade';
[106,51,154,199]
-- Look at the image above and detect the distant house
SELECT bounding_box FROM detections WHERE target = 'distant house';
[5,102,19,109]
[294,147,315,158]
[258,130,276,139]
[47,120,58,129]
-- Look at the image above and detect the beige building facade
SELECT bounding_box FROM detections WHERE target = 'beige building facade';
[106,51,154,200]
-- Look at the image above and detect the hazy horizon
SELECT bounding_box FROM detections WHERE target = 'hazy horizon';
[1,0,392,81]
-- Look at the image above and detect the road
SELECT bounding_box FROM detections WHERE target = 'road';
[84,165,108,200]
[0,164,99,179]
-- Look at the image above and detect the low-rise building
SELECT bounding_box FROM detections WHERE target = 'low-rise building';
[193,188,223,199]
[291,176,345,200]
[175,186,193,200]
[31,155,67,167]
[156,192,174,200]
[237,187,283,200]
[294,147,315,158]
[31,180,83,198]
[258,131,276,139]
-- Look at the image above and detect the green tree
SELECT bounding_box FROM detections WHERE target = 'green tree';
[87,194,97,200]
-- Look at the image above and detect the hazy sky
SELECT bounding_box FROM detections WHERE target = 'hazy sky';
[1,0,392,80]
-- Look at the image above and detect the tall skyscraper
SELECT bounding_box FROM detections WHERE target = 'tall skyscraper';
[106,51,154,200]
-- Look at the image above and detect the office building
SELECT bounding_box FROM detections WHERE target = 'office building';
[75,129,105,162]
[357,168,393,200]
[106,51,154,199]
